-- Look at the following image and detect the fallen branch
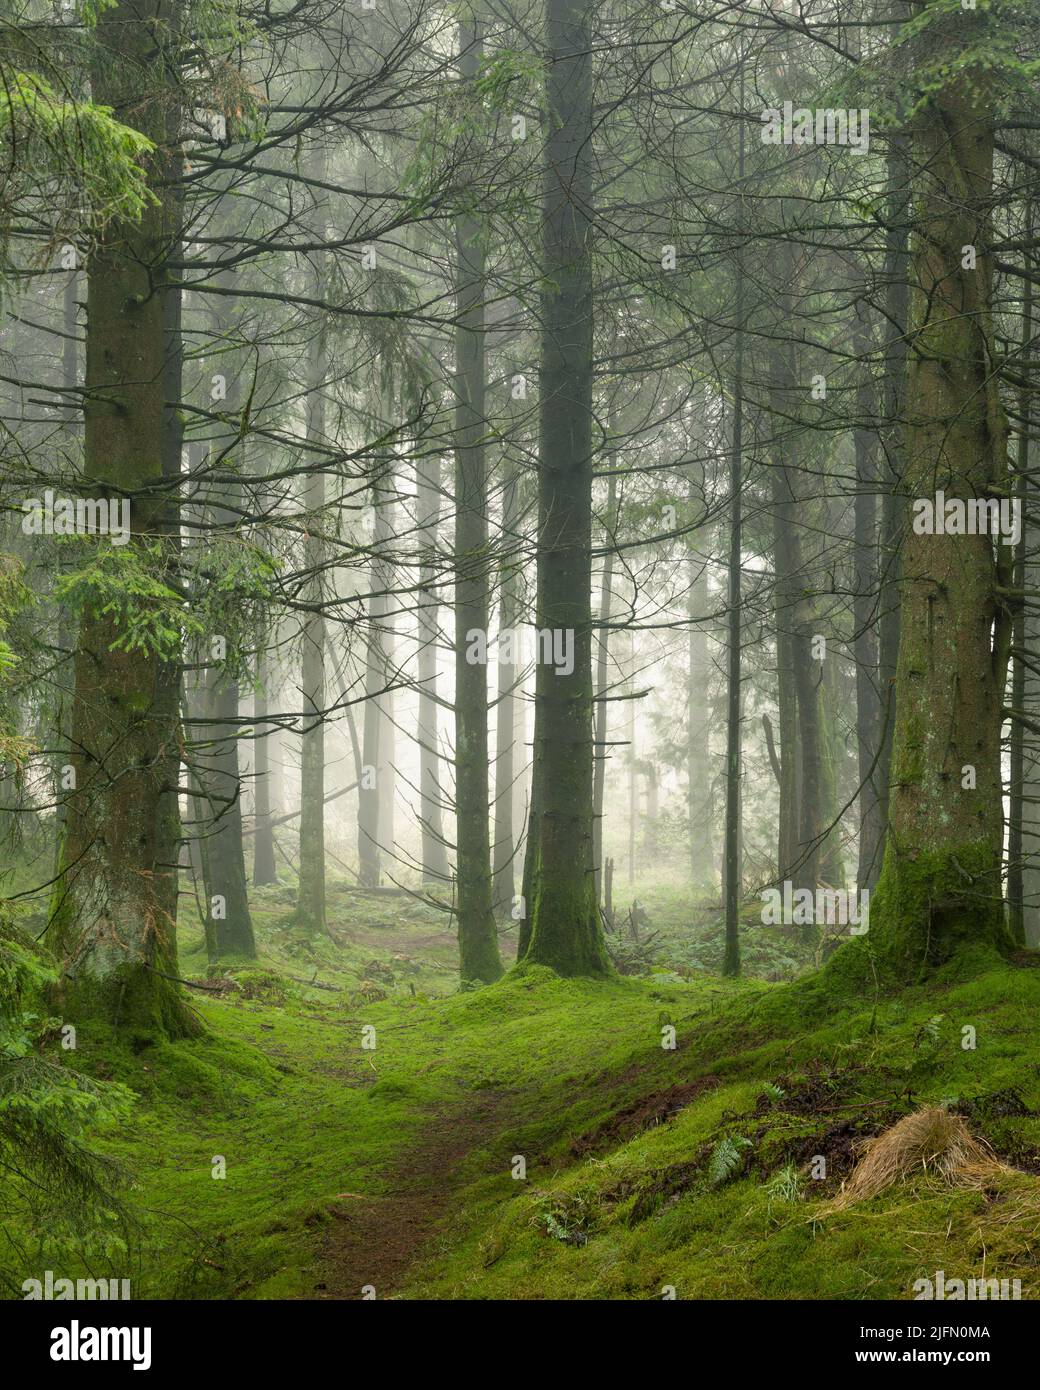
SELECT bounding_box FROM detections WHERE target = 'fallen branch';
[284,972,342,992]
[341,885,409,897]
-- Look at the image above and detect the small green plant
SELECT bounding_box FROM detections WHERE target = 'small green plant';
[0,915,136,1277]
[709,1135,753,1186]
[533,1192,594,1246]
[915,1014,945,1051]
[765,1163,802,1208]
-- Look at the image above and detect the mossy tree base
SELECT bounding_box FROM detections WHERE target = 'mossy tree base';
[54,960,202,1048]
[521,852,612,978]
[825,838,1012,992]
[460,931,505,987]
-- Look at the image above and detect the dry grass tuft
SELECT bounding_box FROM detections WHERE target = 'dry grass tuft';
[822,1106,1009,1211]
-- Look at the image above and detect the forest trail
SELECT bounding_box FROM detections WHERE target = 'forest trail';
[316,1093,505,1299]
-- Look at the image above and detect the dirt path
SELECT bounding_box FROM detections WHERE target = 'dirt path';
[315,1095,504,1299]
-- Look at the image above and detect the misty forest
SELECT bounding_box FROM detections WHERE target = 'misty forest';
[2,0,1040,1312]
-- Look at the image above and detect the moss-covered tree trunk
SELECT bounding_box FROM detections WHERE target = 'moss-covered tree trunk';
[46,0,196,1039]
[877,11,911,863]
[519,0,609,977]
[194,284,256,960]
[869,1,1013,969]
[199,661,256,960]
[1007,223,1032,947]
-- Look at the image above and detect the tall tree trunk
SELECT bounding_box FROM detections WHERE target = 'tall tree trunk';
[627,633,637,886]
[252,646,278,886]
[183,671,209,905]
[192,284,256,960]
[519,0,608,976]
[853,305,884,889]
[878,115,911,854]
[870,2,1012,968]
[46,0,196,1037]
[416,454,451,887]
[1019,469,1040,949]
[295,182,328,934]
[1008,507,1026,943]
[771,469,801,884]
[199,663,256,959]
[160,209,186,924]
[792,620,824,894]
[358,480,390,886]
[453,18,502,984]
[377,553,396,865]
[686,472,713,886]
[492,456,520,913]
[592,467,617,904]
[53,261,80,847]
[769,325,820,895]
[1008,212,1033,946]
[723,248,744,978]
[818,653,846,887]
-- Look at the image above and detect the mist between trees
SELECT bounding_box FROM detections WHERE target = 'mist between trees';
[0,0,1039,1311]
[2,0,1039,1032]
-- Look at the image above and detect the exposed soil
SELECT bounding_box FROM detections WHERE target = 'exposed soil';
[1009,950,1040,969]
[954,1087,1035,1123]
[789,1113,902,1185]
[314,1095,505,1300]
[309,1071,1040,1293]
[570,1077,721,1157]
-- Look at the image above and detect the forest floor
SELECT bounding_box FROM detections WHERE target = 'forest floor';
[316,1093,507,1298]
[12,867,1040,1300]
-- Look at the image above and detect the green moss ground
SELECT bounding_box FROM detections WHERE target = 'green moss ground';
[405,947,1040,1299]
[7,867,1040,1300]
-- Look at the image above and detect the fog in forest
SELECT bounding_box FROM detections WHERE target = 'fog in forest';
[1,0,1039,1338]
